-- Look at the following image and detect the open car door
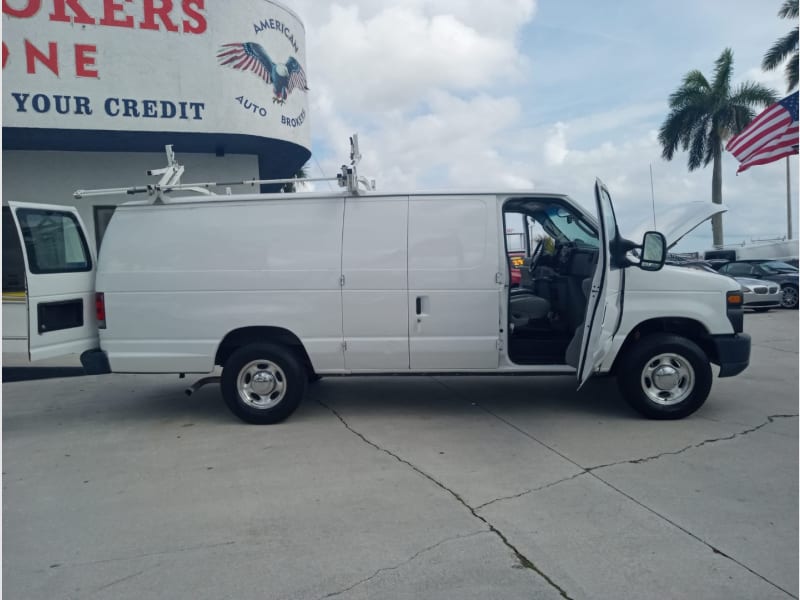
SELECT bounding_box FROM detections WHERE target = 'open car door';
[7,201,99,361]
[576,180,623,388]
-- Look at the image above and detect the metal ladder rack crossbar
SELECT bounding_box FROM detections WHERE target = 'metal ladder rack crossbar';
[73,134,375,202]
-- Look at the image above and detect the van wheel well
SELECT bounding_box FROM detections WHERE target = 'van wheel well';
[613,318,716,372]
[215,327,315,376]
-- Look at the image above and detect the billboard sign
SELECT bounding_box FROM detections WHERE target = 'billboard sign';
[2,0,310,151]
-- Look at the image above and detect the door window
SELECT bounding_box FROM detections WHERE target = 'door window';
[2,207,26,292]
[15,208,92,274]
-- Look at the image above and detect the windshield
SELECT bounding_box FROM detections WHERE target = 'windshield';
[759,261,798,274]
[543,205,599,247]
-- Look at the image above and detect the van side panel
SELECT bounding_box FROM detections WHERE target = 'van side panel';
[342,196,410,370]
[96,198,345,373]
[408,196,501,370]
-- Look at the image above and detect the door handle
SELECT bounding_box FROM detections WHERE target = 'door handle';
[415,296,429,323]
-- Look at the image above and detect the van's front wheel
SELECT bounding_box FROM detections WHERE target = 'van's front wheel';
[617,334,711,419]
[221,343,306,424]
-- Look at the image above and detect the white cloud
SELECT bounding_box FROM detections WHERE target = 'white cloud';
[544,122,568,166]
[308,4,527,112]
[288,0,797,253]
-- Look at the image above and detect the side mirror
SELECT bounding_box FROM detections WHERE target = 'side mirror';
[639,231,666,271]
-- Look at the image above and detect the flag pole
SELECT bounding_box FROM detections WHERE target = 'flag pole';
[649,164,657,229]
[787,156,793,240]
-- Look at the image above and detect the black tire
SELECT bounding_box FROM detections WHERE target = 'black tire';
[617,334,712,420]
[221,343,306,424]
[780,284,798,309]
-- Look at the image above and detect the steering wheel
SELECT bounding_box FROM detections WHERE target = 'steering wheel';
[528,239,545,273]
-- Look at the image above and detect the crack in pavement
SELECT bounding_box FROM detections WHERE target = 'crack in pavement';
[317,398,575,600]
[430,378,797,598]
[88,569,147,597]
[474,471,587,511]
[55,540,237,568]
[473,414,798,518]
[586,414,799,471]
[317,530,488,599]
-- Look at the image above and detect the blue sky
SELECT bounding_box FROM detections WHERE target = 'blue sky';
[291,0,797,252]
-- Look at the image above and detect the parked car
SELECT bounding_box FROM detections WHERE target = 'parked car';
[668,259,781,311]
[717,260,798,309]
[731,277,782,312]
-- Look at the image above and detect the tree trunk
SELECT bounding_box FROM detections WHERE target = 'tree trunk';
[711,144,724,247]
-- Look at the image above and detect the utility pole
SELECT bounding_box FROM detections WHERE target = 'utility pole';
[788,156,794,240]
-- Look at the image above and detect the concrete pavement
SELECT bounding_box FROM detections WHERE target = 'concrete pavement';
[3,310,797,599]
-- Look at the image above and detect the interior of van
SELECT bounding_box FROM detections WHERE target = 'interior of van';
[503,198,600,367]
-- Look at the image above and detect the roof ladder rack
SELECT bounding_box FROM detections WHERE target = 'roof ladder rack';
[73,134,376,202]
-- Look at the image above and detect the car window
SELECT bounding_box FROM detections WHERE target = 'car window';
[15,208,92,274]
[760,261,797,274]
[726,263,754,276]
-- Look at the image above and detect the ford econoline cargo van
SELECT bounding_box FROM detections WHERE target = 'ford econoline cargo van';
[4,179,750,424]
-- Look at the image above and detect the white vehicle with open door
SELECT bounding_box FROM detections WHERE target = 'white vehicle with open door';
[4,202,98,361]
[3,145,751,424]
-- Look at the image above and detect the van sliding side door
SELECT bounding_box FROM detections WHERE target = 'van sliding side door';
[408,195,501,370]
[7,202,99,361]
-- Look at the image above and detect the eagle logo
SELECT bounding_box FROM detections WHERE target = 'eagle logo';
[217,42,309,105]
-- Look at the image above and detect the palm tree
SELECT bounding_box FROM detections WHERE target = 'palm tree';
[762,0,799,93]
[658,49,777,246]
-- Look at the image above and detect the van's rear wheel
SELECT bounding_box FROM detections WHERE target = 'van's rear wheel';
[617,334,711,419]
[221,343,306,424]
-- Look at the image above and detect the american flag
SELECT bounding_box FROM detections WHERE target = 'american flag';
[726,91,799,173]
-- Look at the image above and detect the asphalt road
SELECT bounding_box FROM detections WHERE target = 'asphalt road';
[3,311,798,600]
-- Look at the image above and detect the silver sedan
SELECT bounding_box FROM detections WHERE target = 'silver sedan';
[734,277,782,311]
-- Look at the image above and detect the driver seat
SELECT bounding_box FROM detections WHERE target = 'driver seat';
[510,293,550,328]
[509,255,552,328]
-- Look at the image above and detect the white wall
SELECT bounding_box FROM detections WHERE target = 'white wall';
[2,149,259,254]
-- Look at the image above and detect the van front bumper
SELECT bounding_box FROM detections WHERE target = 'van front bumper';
[711,333,751,377]
[80,349,112,375]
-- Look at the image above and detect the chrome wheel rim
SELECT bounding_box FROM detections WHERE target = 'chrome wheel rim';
[236,359,287,409]
[640,353,694,406]
[781,286,798,309]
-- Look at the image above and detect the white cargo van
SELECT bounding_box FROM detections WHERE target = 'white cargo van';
[4,158,751,424]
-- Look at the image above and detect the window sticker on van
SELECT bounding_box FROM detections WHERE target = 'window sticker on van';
[16,209,92,274]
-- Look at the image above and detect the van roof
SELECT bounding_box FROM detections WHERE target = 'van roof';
[119,189,573,207]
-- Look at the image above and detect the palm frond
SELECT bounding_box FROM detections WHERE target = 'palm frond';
[787,50,799,91]
[729,82,778,107]
[779,0,798,19]
[687,116,710,170]
[711,48,734,97]
[762,27,799,70]
[659,105,707,160]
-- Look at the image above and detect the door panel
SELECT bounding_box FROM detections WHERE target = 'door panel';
[342,196,410,370]
[577,181,624,387]
[408,196,501,370]
[8,201,99,361]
